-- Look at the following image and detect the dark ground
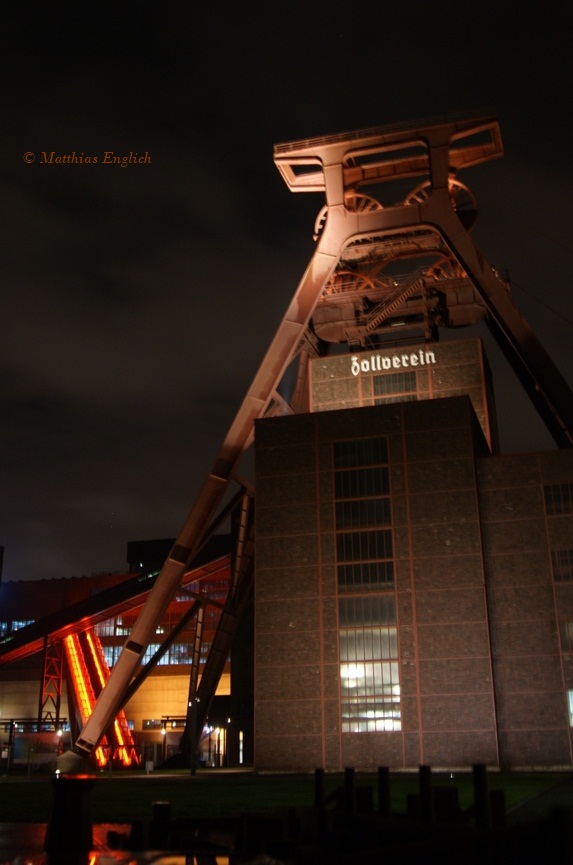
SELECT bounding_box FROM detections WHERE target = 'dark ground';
[0,769,572,863]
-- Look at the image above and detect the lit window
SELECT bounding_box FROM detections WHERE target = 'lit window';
[567,691,573,727]
[10,619,34,632]
[169,644,192,664]
[94,619,115,637]
[103,646,120,668]
[339,597,401,732]
[333,435,400,736]
[141,643,171,666]
[116,617,131,636]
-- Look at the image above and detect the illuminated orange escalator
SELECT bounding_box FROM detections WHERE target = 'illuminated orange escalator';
[64,632,139,767]
[83,631,139,767]
[64,634,108,767]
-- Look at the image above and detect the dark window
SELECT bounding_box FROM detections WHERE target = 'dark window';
[337,529,393,562]
[560,622,573,653]
[545,484,573,516]
[336,498,391,529]
[373,371,417,404]
[333,438,393,592]
[552,550,573,582]
[335,467,390,499]
[338,562,394,592]
[334,437,388,468]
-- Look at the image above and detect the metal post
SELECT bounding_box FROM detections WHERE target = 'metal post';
[190,699,198,775]
[378,766,391,818]
[419,764,433,821]
[344,766,356,813]
[314,768,325,809]
[473,763,490,829]
[45,774,96,863]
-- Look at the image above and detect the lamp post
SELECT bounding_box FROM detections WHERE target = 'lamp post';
[215,728,220,767]
[161,720,167,764]
[189,698,199,775]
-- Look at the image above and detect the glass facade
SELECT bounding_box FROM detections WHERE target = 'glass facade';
[333,436,400,732]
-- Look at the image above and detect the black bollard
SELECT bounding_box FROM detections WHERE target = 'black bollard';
[418,764,433,822]
[314,767,325,809]
[150,800,171,849]
[314,768,328,843]
[378,766,391,818]
[473,763,490,829]
[344,766,356,813]
[44,773,96,864]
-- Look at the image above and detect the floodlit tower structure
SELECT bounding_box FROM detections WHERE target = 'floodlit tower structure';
[75,113,573,761]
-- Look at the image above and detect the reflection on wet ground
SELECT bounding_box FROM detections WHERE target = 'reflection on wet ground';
[0,823,233,865]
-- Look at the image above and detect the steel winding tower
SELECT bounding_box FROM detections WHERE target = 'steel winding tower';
[75,113,573,760]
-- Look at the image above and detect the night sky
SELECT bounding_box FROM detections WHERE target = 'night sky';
[1,2,572,582]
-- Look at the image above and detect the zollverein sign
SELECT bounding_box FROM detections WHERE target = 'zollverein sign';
[351,349,437,376]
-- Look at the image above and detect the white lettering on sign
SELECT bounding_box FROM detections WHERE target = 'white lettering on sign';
[351,349,436,377]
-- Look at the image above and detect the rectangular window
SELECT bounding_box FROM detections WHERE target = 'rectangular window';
[141,643,168,666]
[552,550,573,582]
[373,371,417,404]
[568,691,573,727]
[333,438,393,593]
[9,619,34,633]
[169,643,192,664]
[115,619,132,636]
[544,484,573,516]
[336,498,391,529]
[339,596,400,732]
[335,467,390,499]
[338,561,394,592]
[334,437,388,468]
[337,529,393,562]
[560,622,573,653]
[333,438,400,732]
[103,646,120,668]
[94,619,116,637]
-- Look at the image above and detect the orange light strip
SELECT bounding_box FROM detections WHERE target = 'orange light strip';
[64,635,92,722]
[64,634,108,768]
[84,631,137,766]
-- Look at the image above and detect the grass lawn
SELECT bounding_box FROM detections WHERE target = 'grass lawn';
[0,768,565,824]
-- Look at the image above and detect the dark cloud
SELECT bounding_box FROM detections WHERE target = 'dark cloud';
[1,1,572,580]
